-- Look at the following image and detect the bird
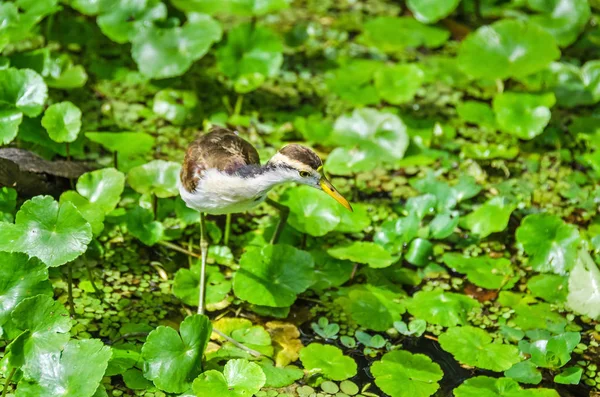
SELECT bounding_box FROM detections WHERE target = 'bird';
[179,126,352,314]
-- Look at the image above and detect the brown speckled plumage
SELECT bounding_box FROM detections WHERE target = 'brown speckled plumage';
[277,144,323,170]
[180,127,260,192]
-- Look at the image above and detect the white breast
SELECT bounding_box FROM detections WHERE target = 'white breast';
[179,168,294,215]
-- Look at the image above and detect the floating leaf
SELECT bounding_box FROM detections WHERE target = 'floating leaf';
[458,19,560,80]
[528,0,591,47]
[439,326,521,372]
[457,101,497,129]
[325,60,381,106]
[126,206,164,246]
[504,360,542,385]
[566,249,600,320]
[527,274,568,303]
[371,350,443,397]
[216,23,283,91]
[336,285,405,331]
[76,168,125,214]
[127,160,181,198]
[16,339,112,397]
[374,214,420,253]
[0,196,92,267]
[359,17,450,52]
[0,252,52,327]
[374,64,424,105]
[493,92,556,140]
[141,314,212,393]
[328,241,395,268]
[334,203,371,234]
[171,0,289,16]
[406,0,460,23]
[527,331,580,369]
[407,290,480,327]
[259,362,303,388]
[442,253,514,289]
[9,295,72,378]
[461,196,516,238]
[192,359,265,397]
[554,366,583,385]
[41,101,82,143]
[411,173,481,211]
[97,0,167,43]
[233,245,314,307]
[310,250,353,291]
[299,343,357,381]
[279,185,341,236]
[131,16,222,79]
[152,89,198,125]
[453,376,560,397]
[516,213,580,274]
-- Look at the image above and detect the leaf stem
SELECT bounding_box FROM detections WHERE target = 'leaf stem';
[1,367,16,397]
[224,213,231,245]
[67,262,75,317]
[152,194,158,220]
[212,329,262,358]
[84,255,103,299]
[158,240,201,259]
[233,95,244,116]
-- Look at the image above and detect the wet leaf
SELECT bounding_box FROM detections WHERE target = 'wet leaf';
[141,314,212,393]
[76,168,125,214]
[16,339,112,397]
[192,359,265,396]
[258,362,303,388]
[41,101,82,143]
[566,249,600,319]
[299,343,357,381]
[439,326,521,371]
[233,245,314,307]
[458,19,560,80]
[407,290,480,327]
[0,68,47,117]
[60,191,105,236]
[528,0,591,46]
[407,0,460,24]
[527,274,568,303]
[504,360,542,385]
[0,252,52,328]
[461,196,516,238]
[516,213,581,274]
[97,0,167,43]
[493,92,556,140]
[371,350,443,397]
[127,160,181,198]
[554,366,583,385]
[0,196,92,267]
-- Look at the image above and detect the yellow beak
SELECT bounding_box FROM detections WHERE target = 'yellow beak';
[320,177,353,212]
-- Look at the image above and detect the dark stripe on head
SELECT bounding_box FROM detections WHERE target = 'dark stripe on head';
[278,144,323,170]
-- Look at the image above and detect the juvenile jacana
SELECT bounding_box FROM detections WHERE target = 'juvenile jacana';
[179,126,352,314]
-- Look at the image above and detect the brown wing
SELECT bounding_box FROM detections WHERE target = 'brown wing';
[180,127,260,192]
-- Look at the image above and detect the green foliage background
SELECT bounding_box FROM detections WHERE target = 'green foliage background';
[1,0,600,396]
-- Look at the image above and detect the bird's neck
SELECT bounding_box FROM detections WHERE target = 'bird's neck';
[230,164,298,195]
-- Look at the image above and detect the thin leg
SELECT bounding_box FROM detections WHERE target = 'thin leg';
[265,198,290,245]
[224,213,232,245]
[67,263,75,317]
[198,212,208,315]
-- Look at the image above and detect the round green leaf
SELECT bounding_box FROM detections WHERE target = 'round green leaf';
[359,17,449,52]
[458,19,560,80]
[126,206,164,246]
[127,160,180,198]
[279,185,341,237]
[407,0,460,24]
[554,366,583,385]
[259,362,303,388]
[97,0,167,43]
[131,16,222,79]
[528,0,591,47]
[336,285,405,331]
[504,360,542,385]
[0,68,47,117]
[173,266,232,308]
[310,250,353,291]
[152,89,198,125]
[192,359,266,397]
[9,295,72,378]
[374,64,424,105]
[233,244,314,307]
[324,146,375,176]
[457,101,497,129]
[141,314,212,393]
[461,196,516,238]
[16,339,112,397]
[59,191,105,236]
[407,290,480,327]
[0,252,52,327]
[439,326,521,372]
[325,60,381,106]
[0,196,92,267]
[85,132,155,157]
[442,253,514,289]
[76,168,125,214]
[216,23,283,86]
[516,213,581,274]
[41,101,82,143]
[69,0,100,15]
[527,274,568,303]
[328,241,395,268]
[566,249,600,320]
[299,343,357,381]
[0,108,23,145]
[374,214,420,252]
[334,203,371,233]
[493,92,555,140]
[371,350,443,397]
[453,376,560,397]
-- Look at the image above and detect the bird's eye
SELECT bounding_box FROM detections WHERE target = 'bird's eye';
[299,171,311,178]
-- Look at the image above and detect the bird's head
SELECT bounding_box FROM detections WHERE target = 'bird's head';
[268,144,353,211]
